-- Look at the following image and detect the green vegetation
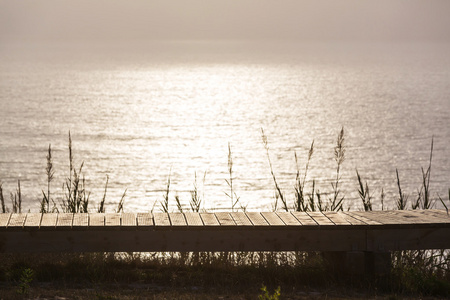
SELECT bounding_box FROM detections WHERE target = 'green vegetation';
[16,267,34,295]
[0,129,450,298]
[258,285,281,300]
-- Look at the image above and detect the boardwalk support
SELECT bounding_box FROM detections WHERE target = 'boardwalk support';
[323,251,391,275]
[1,210,449,276]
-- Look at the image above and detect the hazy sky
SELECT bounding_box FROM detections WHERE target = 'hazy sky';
[1,0,450,43]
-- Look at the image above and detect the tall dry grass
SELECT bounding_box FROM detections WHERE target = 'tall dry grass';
[0,129,449,297]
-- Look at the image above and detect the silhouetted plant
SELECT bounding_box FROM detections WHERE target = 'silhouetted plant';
[190,171,205,212]
[329,127,345,211]
[40,144,55,213]
[356,169,372,211]
[396,168,408,210]
[439,188,450,214]
[261,128,287,212]
[225,143,241,211]
[175,195,183,213]
[294,140,314,212]
[62,132,89,213]
[380,188,385,211]
[116,189,126,213]
[413,138,434,210]
[98,175,108,213]
[160,169,171,213]
[10,180,22,213]
[0,182,5,213]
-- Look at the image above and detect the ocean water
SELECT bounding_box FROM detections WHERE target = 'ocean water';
[0,41,449,212]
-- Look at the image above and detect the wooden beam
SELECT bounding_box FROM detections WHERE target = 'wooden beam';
[0,227,366,253]
[1,210,449,254]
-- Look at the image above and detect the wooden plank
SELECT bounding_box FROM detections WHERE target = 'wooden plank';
[40,214,57,228]
[105,213,121,227]
[380,211,417,224]
[323,212,352,225]
[153,213,171,226]
[0,213,11,228]
[230,212,252,226]
[137,213,153,226]
[307,212,334,226]
[184,213,203,226]
[215,212,236,226]
[344,211,382,225]
[89,214,105,227]
[352,211,410,225]
[388,210,436,224]
[384,211,424,225]
[73,214,89,227]
[426,209,450,219]
[261,212,285,226]
[337,212,368,225]
[398,210,450,225]
[121,213,137,226]
[200,213,220,226]
[412,210,450,223]
[169,213,187,226]
[276,212,302,226]
[8,213,27,228]
[57,213,74,227]
[365,210,438,225]
[246,212,269,226]
[24,213,42,228]
[291,212,318,226]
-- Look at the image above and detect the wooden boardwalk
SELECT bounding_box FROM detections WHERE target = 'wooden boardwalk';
[0,210,449,254]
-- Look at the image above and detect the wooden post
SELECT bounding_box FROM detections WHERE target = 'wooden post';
[322,251,391,276]
[365,251,391,275]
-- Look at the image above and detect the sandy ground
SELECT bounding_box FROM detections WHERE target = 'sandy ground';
[0,282,445,300]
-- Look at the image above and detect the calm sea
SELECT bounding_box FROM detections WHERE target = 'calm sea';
[1,41,449,212]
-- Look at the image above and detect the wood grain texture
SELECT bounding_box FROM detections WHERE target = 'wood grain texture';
[323,212,352,225]
[344,212,382,226]
[105,213,121,227]
[291,212,318,226]
[337,212,368,226]
[24,213,41,228]
[276,212,302,226]
[200,213,219,226]
[411,210,450,223]
[121,213,137,226]
[153,213,171,226]
[169,213,187,226]
[8,214,26,228]
[89,214,105,227]
[215,212,236,226]
[57,213,73,227]
[184,213,203,226]
[246,212,268,226]
[230,212,252,226]
[73,214,88,227]
[40,214,57,228]
[0,213,11,228]
[427,209,450,218]
[307,212,334,226]
[137,213,153,226]
[261,212,285,226]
